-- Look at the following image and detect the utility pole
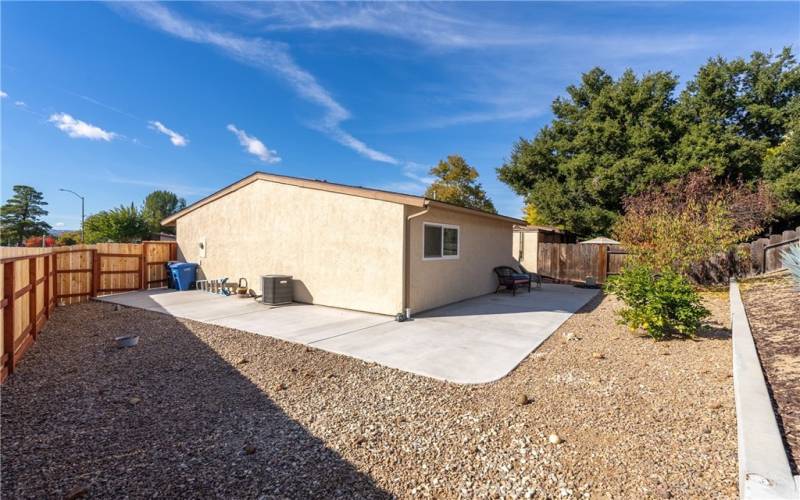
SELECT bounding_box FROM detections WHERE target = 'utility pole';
[59,188,85,243]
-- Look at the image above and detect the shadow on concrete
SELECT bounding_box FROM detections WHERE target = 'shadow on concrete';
[418,283,600,320]
[0,302,390,498]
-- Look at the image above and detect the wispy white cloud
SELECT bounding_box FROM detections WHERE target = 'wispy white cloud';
[218,2,482,50]
[227,124,280,163]
[218,3,717,55]
[0,91,7,98]
[216,2,724,133]
[402,162,435,186]
[104,171,210,197]
[375,180,429,195]
[69,91,141,120]
[115,2,397,164]
[148,120,188,147]
[14,100,26,108]
[48,113,116,141]
[408,106,544,131]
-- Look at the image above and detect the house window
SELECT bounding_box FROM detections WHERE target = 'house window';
[423,223,459,260]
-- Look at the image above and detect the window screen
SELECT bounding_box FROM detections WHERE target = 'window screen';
[424,224,442,258]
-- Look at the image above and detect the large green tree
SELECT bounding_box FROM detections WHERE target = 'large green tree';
[675,48,800,179]
[498,68,680,236]
[84,204,151,243]
[0,185,52,246]
[425,155,496,213]
[499,48,800,237]
[141,190,186,235]
[763,119,800,226]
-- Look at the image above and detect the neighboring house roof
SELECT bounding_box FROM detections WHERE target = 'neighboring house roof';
[513,224,565,233]
[579,236,620,245]
[162,171,525,226]
[154,232,176,241]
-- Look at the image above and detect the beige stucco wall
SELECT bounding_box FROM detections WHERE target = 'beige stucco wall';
[407,206,517,313]
[512,230,539,272]
[176,179,406,315]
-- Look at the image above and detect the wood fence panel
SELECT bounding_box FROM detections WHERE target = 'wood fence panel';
[766,234,784,272]
[144,242,173,288]
[56,248,94,305]
[96,242,150,295]
[2,261,12,381]
[13,259,30,348]
[607,246,627,276]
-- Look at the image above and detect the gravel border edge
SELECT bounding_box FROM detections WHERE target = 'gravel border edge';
[730,280,799,499]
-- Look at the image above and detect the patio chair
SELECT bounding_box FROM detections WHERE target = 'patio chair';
[493,266,531,295]
[518,264,543,289]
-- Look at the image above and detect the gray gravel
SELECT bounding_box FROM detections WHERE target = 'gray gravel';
[1,293,737,498]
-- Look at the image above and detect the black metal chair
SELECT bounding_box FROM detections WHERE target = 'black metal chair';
[493,266,531,295]
[518,264,543,289]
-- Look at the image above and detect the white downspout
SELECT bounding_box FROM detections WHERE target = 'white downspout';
[403,203,431,315]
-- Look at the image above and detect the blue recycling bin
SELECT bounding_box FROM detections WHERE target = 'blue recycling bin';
[165,261,181,289]
[169,263,198,291]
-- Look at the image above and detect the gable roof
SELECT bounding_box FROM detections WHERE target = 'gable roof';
[162,171,524,226]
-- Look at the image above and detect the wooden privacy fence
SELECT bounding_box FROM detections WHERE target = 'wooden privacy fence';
[537,243,627,284]
[537,226,800,285]
[690,226,799,283]
[0,241,177,382]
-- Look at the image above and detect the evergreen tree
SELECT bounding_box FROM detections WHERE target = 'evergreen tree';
[498,68,680,236]
[0,185,52,246]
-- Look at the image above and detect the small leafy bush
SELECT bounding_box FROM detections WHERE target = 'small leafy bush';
[782,243,800,290]
[605,265,710,340]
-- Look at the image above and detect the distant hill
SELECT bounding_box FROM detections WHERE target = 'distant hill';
[49,229,78,236]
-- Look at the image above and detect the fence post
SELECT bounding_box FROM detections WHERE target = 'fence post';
[52,252,58,305]
[750,238,768,274]
[598,245,608,283]
[3,261,15,376]
[28,257,37,340]
[141,242,148,290]
[43,255,50,319]
[91,249,99,297]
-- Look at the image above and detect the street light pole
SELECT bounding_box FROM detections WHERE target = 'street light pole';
[59,188,85,243]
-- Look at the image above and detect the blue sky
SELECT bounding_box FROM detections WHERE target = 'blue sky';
[2,2,798,228]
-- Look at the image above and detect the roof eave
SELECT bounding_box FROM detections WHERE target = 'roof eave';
[161,171,428,226]
[425,200,525,225]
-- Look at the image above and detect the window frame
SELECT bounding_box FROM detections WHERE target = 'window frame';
[422,222,460,261]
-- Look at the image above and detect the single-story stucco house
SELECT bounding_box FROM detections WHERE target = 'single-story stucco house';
[162,172,525,316]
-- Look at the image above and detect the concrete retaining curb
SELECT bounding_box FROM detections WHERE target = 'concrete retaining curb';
[730,280,799,499]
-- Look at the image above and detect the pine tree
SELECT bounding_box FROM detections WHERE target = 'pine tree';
[0,185,52,246]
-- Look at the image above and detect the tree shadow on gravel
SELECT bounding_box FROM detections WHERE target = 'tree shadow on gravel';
[1,302,391,499]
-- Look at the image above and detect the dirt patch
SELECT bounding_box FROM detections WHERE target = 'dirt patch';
[1,294,737,498]
[741,273,800,474]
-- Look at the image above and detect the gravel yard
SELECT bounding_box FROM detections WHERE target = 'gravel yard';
[741,273,800,475]
[2,293,737,499]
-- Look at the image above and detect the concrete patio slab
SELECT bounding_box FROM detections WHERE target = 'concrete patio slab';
[97,284,599,384]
